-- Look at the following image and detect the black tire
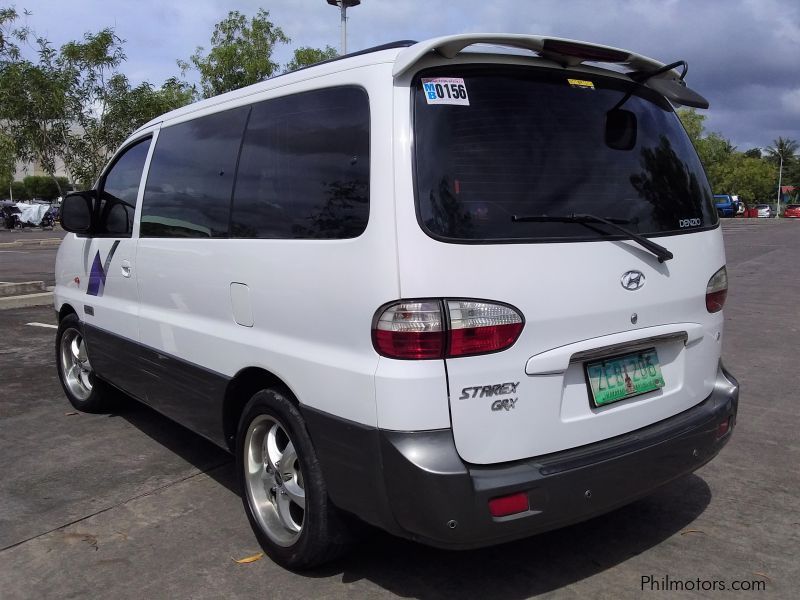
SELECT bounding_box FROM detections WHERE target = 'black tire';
[55,313,112,413]
[236,388,351,569]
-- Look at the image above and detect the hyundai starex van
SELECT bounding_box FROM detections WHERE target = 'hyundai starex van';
[54,34,739,569]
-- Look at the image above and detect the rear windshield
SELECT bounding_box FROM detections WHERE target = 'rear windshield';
[413,66,717,242]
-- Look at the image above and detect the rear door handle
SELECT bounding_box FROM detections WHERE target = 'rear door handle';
[121,260,132,278]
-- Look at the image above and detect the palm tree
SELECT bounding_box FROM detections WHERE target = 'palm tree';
[765,137,799,164]
[765,137,799,217]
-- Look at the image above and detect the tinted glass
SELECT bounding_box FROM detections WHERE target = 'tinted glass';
[98,137,151,235]
[414,66,717,242]
[231,87,369,239]
[141,107,249,238]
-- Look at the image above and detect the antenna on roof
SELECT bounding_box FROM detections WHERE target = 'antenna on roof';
[326,0,361,55]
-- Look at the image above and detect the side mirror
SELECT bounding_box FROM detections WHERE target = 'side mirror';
[605,108,637,151]
[61,191,96,234]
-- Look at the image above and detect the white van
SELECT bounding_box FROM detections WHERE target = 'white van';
[54,34,738,569]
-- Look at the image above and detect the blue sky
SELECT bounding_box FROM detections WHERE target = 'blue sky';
[9,0,800,151]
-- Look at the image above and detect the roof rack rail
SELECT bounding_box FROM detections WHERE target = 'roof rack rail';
[392,34,708,108]
[281,39,418,77]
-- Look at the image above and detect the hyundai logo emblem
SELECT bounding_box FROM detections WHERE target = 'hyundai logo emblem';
[621,270,645,291]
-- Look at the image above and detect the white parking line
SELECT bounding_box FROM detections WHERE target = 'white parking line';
[26,322,58,329]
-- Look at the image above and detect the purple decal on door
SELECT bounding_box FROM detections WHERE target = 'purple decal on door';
[86,241,120,297]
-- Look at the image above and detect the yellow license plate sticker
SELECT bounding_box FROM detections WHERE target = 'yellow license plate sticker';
[567,78,595,90]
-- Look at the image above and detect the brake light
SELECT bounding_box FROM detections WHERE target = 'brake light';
[372,299,524,360]
[541,39,630,63]
[706,266,728,313]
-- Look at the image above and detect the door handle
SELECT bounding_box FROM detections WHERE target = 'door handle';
[121,260,132,278]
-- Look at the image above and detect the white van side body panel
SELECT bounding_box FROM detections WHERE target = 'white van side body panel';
[133,63,448,430]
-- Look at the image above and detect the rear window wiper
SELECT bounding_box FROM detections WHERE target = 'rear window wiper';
[511,213,674,262]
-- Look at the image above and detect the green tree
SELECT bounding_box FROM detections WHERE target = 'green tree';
[766,137,800,205]
[0,36,72,196]
[22,174,69,200]
[64,69,194,187]
[764,137,799,166]
[58,28,126,187]
[179,9,289,98]
[698,132,735,184]
[713,155,776,203]
[55,29,193,187]
[783,158,800,194]
[10,179,27,199]
[103,76,194,144]
[0,130,14,195]
[1,10,194,190]
[676,109,735,171]
[0,6,26,63]
[677,108,705,146]
[284,45,338,73]
[676,108,776,200]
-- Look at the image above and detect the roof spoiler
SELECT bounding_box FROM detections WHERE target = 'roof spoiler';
[392,34,708,109]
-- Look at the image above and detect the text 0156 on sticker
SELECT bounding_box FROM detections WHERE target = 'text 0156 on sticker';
[422,77,470,106]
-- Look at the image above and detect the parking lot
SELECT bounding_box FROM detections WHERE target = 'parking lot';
[0,227,63,286]
[0,219,797,599]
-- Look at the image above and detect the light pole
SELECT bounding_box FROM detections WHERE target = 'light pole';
[326,0,361,55]
[775,153,783,219]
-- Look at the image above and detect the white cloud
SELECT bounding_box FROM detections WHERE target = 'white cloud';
[781,88,800,115]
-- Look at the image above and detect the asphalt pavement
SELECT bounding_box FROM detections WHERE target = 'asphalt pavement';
[0,219,797,599]
[0,227,65,286]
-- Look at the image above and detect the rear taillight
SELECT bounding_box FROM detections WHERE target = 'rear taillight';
[372,299,524,360]
[447,300,525,357]
[373,300,444,360]
[706,266,728,313]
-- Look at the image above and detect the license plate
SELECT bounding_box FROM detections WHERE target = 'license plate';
[585,348,665,407]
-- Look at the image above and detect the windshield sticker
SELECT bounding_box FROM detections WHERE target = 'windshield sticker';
[568,78,595,90]
[422,77,470,105]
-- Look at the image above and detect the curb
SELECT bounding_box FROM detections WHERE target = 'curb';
[0,291,54,310]
[0,238,63,248]
[0,281,47,298]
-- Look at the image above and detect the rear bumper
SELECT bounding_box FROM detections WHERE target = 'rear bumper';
[303,363,738,550]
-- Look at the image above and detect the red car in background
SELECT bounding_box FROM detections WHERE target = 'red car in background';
[783,204,800,218]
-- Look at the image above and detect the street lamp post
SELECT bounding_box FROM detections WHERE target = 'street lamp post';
[326,0,361,55]
[775,153,783,219]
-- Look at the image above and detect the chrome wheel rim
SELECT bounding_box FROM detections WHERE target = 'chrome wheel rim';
[244,414,306,546]
[59,327,93,401]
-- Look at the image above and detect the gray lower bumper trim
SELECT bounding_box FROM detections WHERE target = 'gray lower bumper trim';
[378,363,738,549]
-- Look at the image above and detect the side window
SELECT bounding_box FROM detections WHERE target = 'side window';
[141,107,249,238]
[231,87,370,239]
[97,137,151,236]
